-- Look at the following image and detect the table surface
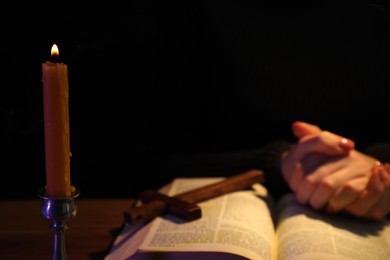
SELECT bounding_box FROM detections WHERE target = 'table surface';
[0,198,135,260]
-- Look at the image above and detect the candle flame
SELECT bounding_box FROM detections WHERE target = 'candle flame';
[51,44,59,57]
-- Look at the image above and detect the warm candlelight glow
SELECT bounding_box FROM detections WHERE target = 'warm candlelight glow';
[51,44,59,57]
[42,44,72,197]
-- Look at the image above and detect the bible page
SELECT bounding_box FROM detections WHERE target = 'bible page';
[274,193,390,260]
[138,179,277,260]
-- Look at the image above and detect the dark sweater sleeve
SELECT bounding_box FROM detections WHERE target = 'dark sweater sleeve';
[133,140,293,200]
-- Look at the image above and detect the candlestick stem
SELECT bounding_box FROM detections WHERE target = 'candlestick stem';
[39,187,80,260]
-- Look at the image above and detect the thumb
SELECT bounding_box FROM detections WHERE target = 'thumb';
[292,121,355,153]
[292,121,322,138]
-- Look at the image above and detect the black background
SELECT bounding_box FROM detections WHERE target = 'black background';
[1,1,390,199]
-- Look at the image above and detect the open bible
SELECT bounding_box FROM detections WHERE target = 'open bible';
[105,177,390,260]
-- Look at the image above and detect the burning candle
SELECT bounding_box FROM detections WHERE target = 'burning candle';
[42,44,72,197]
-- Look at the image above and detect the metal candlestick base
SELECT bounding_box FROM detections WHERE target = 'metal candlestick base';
[38,188,80,260]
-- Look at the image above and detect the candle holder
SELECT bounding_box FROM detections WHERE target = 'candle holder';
[38,187,80,260]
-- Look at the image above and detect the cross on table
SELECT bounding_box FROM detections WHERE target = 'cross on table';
[124,169,265,225]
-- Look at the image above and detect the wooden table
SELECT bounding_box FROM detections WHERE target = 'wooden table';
[0,198,135,260]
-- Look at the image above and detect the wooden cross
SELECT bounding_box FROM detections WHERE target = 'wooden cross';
[123,169,264,225]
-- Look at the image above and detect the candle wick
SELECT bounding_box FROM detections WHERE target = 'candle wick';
[51,54,59,63]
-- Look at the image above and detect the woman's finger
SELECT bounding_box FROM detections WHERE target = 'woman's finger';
[292,121,354,152]
[292,121,322,138]
[308,161,368,210]
[363,189,390,220]
[340,170,384,216]
[282,132,353,183]
[295,153,331,204]
[326,177,371,213]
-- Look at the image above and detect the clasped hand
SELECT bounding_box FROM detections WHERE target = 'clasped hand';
[281,121,390,220]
